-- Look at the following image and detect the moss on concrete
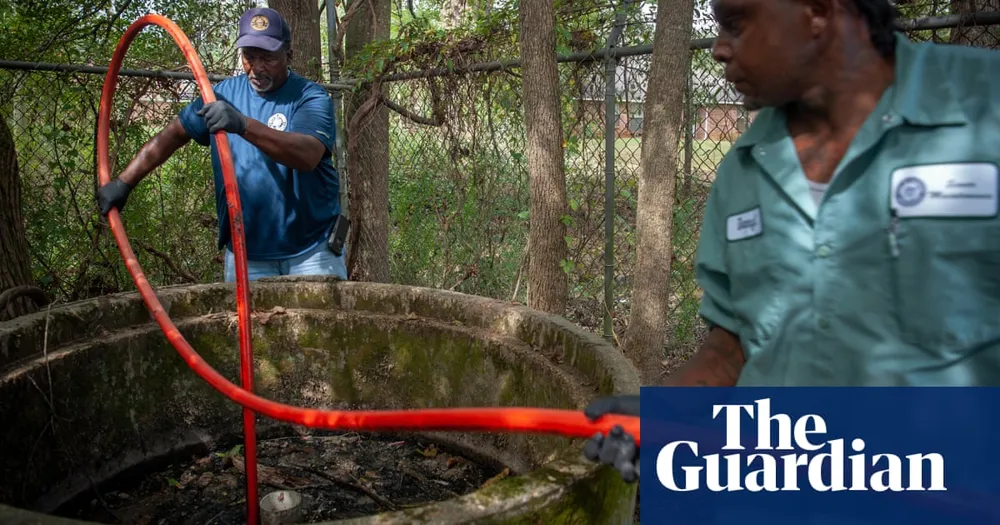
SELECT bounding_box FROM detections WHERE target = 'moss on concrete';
[0,278,640,524]
[323,447,636,525]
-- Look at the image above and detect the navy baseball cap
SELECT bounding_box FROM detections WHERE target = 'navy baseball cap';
[236,8,292,52]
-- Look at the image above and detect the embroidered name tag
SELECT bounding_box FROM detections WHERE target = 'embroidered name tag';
[726,207,763,241]
[890,163,999,218]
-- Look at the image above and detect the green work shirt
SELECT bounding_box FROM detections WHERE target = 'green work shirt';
[694,33,1000,386]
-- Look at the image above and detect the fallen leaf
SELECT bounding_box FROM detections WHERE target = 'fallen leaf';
[179,471,197,486]
[480,467,510,489]
[418,444,438,458]
[196,472,215,487]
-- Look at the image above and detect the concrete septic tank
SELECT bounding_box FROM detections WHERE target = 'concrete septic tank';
[0,277,640,524]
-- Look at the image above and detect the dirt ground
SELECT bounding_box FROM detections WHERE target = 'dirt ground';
[59,431,507,524]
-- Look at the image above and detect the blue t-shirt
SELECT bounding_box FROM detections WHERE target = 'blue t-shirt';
[178,71,340,260]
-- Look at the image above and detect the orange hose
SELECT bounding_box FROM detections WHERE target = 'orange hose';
[98,13,640,524]
[98,14,260,524]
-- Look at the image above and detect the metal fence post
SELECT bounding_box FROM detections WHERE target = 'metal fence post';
[602,0,634,342]
[603,50,617,342]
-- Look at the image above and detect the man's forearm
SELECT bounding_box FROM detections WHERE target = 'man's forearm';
[242,118,326,172]
[118,119,190,187]
[662,326,746,386]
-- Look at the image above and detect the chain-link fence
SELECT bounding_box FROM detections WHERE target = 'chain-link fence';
[1,68,214,301]
[2,6,998,356]
[355,7,1000,355]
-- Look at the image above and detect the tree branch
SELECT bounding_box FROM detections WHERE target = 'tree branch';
[379,94,442,126]
[137,242,198,283]
[333,0,367,62]
[0,286,50,317]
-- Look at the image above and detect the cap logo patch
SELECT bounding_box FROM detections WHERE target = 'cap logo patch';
[250,15,269,31]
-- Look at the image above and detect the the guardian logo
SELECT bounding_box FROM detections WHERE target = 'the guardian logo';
[656,398,947,493]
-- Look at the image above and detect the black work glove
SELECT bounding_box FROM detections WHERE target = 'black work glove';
[582,395,640,483]
[96,178,134,216]
[196,101,247,135]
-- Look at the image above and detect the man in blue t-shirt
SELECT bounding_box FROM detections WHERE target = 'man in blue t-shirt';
[97,7,347,283]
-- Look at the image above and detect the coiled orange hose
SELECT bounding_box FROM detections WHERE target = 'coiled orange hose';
[97,14,640,524]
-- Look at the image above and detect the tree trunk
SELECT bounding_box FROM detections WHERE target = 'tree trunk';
[518,0,568,315]
[949,0,1000,48]
[344,0,392,283]
[0,114,43,321]
[269,0,324,80]
[621,0,694,385]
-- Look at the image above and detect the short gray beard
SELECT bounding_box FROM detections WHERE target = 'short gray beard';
[249,75,274,93]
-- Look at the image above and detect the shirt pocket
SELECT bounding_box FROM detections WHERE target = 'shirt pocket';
[725,233,785,347]
[891,219,1000,354]
[727,233,780,295]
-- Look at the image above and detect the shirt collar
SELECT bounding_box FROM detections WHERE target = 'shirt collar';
[889,32,968,127]
[734,32,968,150]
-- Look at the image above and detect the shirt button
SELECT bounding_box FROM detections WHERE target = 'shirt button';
[818,317,830,330]
[816,245,831,258]
[882,113,895,124]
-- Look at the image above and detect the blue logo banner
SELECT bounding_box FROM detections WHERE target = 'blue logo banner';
[638,387,1000,525]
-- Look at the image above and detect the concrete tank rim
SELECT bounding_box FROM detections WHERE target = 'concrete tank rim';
[1,278,642,396]
[0,277,640,524]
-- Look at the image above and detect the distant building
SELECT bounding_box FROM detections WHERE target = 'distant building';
[575,56,649,139]
[691,75,756,142]
[576,56,757,142]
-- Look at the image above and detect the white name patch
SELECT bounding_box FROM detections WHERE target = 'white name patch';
[726,207,763,241]
[890,163,999,218]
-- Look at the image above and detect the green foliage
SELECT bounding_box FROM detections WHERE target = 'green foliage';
[341,12,513,84]
[341,0,654,87]
[1,0,250,299]
[385,76,529,295]
[3,0,707,354]
[0,0,248,70]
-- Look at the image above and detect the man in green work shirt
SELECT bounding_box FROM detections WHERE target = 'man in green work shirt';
[583,0,1000,481]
